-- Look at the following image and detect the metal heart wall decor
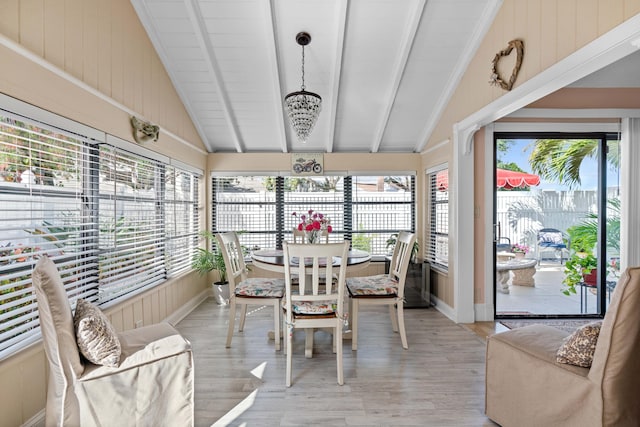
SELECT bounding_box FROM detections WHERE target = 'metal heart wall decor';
[489,39,524,91]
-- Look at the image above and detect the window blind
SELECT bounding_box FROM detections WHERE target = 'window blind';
[351,175,415,255]
[212,176,278,250]
[165,166,200,277]
[212,174,415,256]
[98,145,165,304]
[0,113,98,358]
[426,168,449,270]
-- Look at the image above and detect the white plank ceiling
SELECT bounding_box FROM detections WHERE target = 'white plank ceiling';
[131,0,498,153]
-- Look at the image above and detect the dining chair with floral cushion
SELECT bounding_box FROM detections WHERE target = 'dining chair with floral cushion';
[216,232,285,351]
[347,231,416,350]
[282,241,350,386]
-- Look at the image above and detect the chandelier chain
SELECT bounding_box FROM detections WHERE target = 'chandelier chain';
[301,44,306,91]
[284,31,321,143]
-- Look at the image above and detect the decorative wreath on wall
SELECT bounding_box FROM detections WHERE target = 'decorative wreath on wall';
[489,39,524,91]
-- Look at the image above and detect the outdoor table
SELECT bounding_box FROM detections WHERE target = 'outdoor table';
[579,280,618,313]
[496,258,537,294]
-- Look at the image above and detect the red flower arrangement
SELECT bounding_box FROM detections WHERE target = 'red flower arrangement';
[292,210,332,243]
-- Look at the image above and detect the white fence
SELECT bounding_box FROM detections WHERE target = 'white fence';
[496,189,617,256]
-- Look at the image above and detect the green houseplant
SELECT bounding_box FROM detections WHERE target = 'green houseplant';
[562,198,620,296]
[386,232,420,262]
[192,230,229,304]
[562,252,597,296]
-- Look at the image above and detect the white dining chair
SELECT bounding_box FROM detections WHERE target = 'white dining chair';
[216,232,285,351]
[347,231,416,350]
[291,227,333,285]
[282,241,350,386]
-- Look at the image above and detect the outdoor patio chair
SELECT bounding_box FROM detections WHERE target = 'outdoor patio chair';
[496,236,512,253]
[536,228,569,265]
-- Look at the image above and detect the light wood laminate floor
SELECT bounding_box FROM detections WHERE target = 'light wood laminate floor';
[176,298,499,426]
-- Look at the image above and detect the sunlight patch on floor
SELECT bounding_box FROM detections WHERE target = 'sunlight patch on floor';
[211,389,257,427]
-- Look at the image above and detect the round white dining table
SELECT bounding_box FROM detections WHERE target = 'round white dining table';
[250,248,371,274]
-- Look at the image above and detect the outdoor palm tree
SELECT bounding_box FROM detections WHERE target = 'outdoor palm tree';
[528,139,620,189]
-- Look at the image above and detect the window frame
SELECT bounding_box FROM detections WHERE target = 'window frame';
[0,98,202,360]
[211,173,416,258]
[426,165,449,272]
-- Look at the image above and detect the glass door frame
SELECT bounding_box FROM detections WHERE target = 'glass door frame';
[493,131,611,320]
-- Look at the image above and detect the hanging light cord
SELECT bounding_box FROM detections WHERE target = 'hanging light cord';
[301,44,306,91]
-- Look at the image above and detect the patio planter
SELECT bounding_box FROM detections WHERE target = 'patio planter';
[583,269,597,286]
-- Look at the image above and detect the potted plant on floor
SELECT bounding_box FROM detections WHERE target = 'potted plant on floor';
[192,230,229,305]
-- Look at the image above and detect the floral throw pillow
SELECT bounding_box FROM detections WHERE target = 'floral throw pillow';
[556,321,602,367]
[73,299,121,367]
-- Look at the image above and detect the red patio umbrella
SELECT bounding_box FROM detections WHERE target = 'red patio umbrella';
[496,169,540,190]
[436,168,540,191]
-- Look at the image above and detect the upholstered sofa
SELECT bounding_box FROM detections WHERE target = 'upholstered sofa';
[485,266,640,427]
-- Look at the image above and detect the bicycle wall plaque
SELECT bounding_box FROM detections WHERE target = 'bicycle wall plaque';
[291,153,323,175]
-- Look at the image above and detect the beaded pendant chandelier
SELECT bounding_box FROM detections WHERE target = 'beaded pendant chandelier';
[284,32,322,143]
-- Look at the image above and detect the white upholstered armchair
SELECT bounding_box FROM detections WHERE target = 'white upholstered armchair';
[32,256,194,426]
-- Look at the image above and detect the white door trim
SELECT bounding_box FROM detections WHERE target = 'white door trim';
[451,15,640,323]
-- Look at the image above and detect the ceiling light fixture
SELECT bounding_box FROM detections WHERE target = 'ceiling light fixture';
[284,32,322,143]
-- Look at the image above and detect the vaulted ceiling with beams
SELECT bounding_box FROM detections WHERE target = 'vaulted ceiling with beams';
[131,0,497,154]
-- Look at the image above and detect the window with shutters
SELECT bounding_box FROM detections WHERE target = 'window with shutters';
[0,107,201,359]
[426,166,449,270]
[211,175,415,256]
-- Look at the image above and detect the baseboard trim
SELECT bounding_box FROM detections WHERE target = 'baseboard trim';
[431,296,456,322]
[22,409,45,427]
[474,302,494,322]
[165,288,211,326]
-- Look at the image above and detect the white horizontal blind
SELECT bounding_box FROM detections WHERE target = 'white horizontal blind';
[0,113,99,358]
[212,176,278,250]
[211,175,416,256]
[350,175,415,255]
[98,145,165,304]
[166,165,200,277]
[284,176,344,246]
[426,168,449,269]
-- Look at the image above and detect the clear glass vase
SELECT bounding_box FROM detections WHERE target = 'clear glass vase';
[305,230,319,244]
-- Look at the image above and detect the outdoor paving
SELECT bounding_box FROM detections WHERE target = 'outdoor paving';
[496,260,606,316]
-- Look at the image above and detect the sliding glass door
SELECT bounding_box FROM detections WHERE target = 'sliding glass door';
[494,133,620,318]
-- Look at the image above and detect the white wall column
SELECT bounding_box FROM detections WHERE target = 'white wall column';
[452,123,478,323]
[620,118,640,270]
